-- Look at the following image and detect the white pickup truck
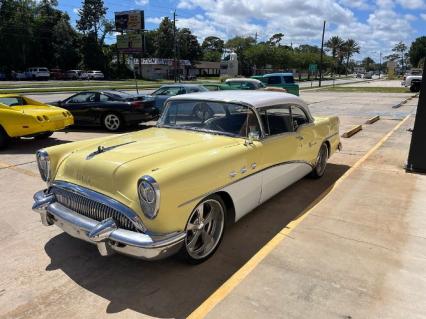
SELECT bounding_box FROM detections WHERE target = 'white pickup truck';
[402,75,422,92]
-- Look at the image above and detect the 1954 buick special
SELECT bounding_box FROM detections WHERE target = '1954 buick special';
[33,91,341,263]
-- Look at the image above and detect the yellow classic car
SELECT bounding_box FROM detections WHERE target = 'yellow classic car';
[32,91,341,263]
[0,94,74,148]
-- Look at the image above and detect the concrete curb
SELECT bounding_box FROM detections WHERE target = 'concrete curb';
[365,116,380,124]
[342,125,363,138]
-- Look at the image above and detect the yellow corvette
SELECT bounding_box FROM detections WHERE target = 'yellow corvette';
[33,91,341,263]
[0,94,74,148]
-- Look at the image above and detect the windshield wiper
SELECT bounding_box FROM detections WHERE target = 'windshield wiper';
[158,125,238,137]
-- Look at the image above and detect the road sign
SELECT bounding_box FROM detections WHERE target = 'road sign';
[115,10,144,31]
[117,33,143,53]
[309,64,318,73]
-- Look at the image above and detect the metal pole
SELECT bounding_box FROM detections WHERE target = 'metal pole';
[173,10,177,83]
[319,20,326,87]
[131,55,139,94]
[379,51,382,79]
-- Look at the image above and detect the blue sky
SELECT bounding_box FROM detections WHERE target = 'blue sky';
[59,0,426,61]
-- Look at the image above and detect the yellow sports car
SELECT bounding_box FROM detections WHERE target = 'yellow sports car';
[33,91,341,263]
[0,94,74,148]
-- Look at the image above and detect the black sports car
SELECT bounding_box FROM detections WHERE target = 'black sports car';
[50,90,159,131]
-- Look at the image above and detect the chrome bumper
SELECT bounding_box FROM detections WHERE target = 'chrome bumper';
[33,190,186,260]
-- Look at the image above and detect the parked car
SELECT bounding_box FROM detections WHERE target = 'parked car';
[50,90,159,131]
[202,83,233,91]
[252,73,299,95]
[27,67,50,80]
[87,70,105,80]
[0,94,73,148]
[402,74,422,93]
[225,78,266,89]
[356,73,362,78]
[32,90,341,263]
[363,72,373,79]
[146,84,208,112]
[64,70,88,80]
[50,69,64,80]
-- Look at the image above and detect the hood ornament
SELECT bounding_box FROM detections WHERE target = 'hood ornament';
[86,141,136,160]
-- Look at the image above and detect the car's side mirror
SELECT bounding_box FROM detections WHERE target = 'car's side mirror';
[245,131,260,146]
[293,120,299,131]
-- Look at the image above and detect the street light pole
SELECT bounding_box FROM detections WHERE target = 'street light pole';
[319,20,326,87]
[379,51,382,79]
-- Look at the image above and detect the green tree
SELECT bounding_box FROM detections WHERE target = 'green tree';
[178,28,201,61]
[408,36,426,68]
[52,14,81,69]
[362,56,375,71]
[392,41,408,71]
[342,39,360,75]
[76,0,107,40]
[225,36,256,75]
[267,33,284,46]
[155,17,174,58]
[325,36,344,75]
[201,36,224,61]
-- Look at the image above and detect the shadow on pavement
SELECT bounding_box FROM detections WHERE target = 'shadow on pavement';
[44,163,349,318]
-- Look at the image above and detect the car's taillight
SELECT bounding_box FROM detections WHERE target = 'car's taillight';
[131,101,143,109]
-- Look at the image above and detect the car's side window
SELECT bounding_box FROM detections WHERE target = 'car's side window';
[67,92,96,104]
[259,105,293,136]
[99,94,113,102]
[291,105,310,130]
[267,76,281,85]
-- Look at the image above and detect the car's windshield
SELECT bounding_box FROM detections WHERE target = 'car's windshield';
[158,100,260,138]
[0,97,26,106]
[152,86,185,96]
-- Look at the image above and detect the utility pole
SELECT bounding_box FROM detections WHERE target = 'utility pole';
[254,32,258,43]
[379,51,382,79]
[173,10,177,83]
[319,20,326,87]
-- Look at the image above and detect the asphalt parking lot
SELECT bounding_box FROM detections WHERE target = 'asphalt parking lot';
[0,86,420,318]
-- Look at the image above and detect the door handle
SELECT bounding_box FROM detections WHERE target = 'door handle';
[229,171,237,178]
[240,167,247,174]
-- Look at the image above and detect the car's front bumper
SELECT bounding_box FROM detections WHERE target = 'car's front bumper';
[32,190,186,260]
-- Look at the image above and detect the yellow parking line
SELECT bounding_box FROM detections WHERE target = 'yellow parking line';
[0,160,39,177]
[188,114,411,319]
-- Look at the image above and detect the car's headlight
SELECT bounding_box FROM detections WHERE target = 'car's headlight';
[36,150,50,182]
[137,175,160,219]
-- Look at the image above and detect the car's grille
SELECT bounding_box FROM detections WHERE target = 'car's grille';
[51,186,138,232]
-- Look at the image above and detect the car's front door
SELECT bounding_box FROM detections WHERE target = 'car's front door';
[63,92,97,124]
[258,105,312,203]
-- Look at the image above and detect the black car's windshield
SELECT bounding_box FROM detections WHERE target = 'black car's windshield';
[158,100,260,138]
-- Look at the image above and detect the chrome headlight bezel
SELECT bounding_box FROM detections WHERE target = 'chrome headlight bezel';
[137,175,160,219]
[36,149,50,182]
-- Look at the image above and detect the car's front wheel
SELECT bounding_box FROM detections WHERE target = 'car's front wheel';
[103,113,123,132]
[34,131,54,139]
[310,143,329,178]
[0,127,9,149]
[180,194,226,264]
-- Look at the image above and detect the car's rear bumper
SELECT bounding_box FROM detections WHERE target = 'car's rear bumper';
[32,190,186,260]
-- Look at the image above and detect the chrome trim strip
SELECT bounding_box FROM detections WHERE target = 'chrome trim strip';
[86,141,136,160]
[178,160,313,208]
[51,180,146,232]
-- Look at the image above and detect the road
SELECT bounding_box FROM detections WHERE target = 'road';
[0,87,419,318]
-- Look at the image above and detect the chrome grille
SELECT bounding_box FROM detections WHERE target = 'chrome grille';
[51,186,137,232]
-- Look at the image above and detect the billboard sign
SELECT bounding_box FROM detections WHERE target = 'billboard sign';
[115,10,144,31]
[117,33,143,53]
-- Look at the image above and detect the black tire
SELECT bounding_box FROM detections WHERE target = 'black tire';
[102,113,124,132]
[0,127,10,149]
[310,143,329,179]
[410,82,421,93]
[34,131,54,139]
[179,194,226,264]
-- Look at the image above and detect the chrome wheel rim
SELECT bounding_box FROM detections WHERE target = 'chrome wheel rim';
[104,114,120,131]
[185,199,224,260]
[316,145,328,175]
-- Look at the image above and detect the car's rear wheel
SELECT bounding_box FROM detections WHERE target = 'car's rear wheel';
[0,127,9,149]
[35,131,54,139]
[180,194,226,264]
[103,113,123,132]
[310,143,328,178]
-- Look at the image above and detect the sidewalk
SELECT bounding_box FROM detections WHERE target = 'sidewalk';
[202,115,426,318]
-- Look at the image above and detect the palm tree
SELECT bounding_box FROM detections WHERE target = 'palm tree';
[325,36,345,76]
[342,39,360,75]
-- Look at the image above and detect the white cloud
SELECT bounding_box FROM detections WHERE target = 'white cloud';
[421,13,426,20]
[135,0,149,6]
[396,0,425,9]
[150,0,419,58]
[73,8,79,14]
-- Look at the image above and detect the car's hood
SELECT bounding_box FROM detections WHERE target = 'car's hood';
[55,127,240,195]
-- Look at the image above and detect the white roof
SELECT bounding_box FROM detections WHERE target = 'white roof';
[225,78,262,84]
[169,90,308,109]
